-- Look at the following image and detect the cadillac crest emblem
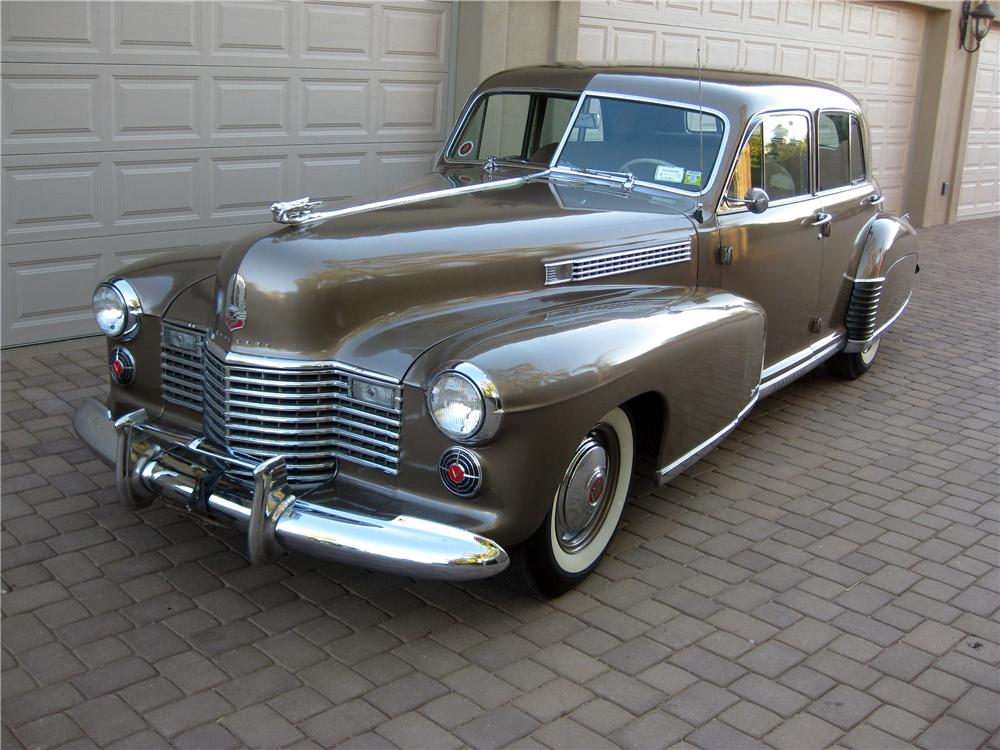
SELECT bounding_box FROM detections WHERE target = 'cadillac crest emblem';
[224,274,247,331]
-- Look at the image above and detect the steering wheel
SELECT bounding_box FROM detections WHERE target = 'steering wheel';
[618,157,676,175]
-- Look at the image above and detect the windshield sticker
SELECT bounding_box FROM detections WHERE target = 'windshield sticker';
[458,140,474,157]
[654,165,685,183]
[683,170,703,187]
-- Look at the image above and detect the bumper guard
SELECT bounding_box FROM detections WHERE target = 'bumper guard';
[74,398,508,580]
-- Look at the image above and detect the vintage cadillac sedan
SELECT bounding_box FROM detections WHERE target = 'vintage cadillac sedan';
[75,66,917,596]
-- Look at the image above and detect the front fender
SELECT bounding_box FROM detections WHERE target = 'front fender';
[405,286,764,544]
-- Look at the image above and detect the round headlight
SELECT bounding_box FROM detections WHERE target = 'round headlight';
[92,279,142,339]
[428,372,484,440]
[427,363,503,444]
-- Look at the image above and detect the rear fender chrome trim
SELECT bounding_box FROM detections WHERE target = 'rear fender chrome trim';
[844,292,910,353]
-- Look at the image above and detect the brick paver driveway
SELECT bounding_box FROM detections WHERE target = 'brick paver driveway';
[3,218,998,750]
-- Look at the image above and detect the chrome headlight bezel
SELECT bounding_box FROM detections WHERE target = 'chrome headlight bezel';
[427,362,502,444]
[93,278,142,340]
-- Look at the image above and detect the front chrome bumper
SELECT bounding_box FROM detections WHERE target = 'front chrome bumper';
[74,398,509,580]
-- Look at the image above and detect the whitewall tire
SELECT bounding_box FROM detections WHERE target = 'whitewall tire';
[512,407,635,596]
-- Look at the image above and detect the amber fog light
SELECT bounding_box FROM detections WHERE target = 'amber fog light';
[439,447,483,497]
[109,347,136,386]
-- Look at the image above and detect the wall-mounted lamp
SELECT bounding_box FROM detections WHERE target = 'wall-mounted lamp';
[960,0,996,52]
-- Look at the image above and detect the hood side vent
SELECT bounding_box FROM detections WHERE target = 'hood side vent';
[544,240,692,285]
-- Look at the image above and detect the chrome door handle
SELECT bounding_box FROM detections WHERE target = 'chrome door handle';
[811,212,832,226]
[867,194,885,207]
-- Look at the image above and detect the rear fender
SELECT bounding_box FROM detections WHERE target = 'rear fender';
[845,215,918,352]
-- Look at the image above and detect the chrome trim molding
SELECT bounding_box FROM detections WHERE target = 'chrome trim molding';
[761,331,842,380]
[844,292,910,353]
[268,173,548,227]
[656,390,759,484]
[544,241,692,285]
[74,399,509,580]
[759,331,846,398]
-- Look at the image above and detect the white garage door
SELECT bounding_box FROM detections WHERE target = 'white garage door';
[1,0,455,346]
[577,0,927,217]
[958,31,1000,220]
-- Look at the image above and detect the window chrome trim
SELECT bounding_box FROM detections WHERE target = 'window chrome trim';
[716,108,816,215]
[550,90,730,199]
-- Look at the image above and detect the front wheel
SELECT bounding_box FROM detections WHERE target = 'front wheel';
[828,337,880,380]
[512,408,635,597]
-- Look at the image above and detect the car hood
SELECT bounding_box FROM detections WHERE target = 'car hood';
[204,169,699,380]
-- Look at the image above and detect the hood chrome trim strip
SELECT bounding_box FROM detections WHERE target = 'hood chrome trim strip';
[270,171,550,227]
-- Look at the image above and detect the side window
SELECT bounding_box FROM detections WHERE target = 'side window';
[763,114,809,200]
[818,111,850,191]
[850,116,866,183]
[724,113,810,208]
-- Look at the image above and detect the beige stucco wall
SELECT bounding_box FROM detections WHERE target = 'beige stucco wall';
[453,0,989,228]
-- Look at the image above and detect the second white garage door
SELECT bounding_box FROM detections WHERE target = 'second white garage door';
[1,0,455,346]
[957,31,1000,220]
[577,0,927,217]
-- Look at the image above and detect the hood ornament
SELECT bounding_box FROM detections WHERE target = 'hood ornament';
[271,197,324,225]
[482,155,498,174]
[224,274,247,331]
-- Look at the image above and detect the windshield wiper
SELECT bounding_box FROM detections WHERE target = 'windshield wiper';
[552,163,636,192]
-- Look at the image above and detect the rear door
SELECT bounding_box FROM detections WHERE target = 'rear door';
[815,111,879,334]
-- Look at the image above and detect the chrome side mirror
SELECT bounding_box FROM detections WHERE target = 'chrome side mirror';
[744,188,769,214]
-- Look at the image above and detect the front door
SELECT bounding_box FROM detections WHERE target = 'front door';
[718,111,824,372]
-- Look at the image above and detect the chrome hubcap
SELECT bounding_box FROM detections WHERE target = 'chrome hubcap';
[555,427,619,553]
[861,337,880,365]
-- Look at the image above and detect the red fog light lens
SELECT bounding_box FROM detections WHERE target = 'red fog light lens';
[109,347,136,386]
[439,447,483,497]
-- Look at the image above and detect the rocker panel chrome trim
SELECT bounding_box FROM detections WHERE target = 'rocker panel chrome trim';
[759,331,846,398]
[656,390,758,484]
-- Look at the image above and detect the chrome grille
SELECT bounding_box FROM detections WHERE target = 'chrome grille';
[160,322,206,410]
[846,280,883,341]
[545,241,692,284]
[201,347,402,484]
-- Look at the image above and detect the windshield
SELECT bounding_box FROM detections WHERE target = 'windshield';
[449,92,579,165]
[555,96,725,193]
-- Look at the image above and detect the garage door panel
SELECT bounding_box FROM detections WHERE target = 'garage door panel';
[2,0,453,72]
[958,32,1000,220]
[1,228,262,345]
[1,65,451,155]
[2,0,455,344]
[2,143,445,245]
[579,0,928,215]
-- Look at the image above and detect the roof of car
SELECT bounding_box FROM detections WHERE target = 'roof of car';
[477,65,862,118]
